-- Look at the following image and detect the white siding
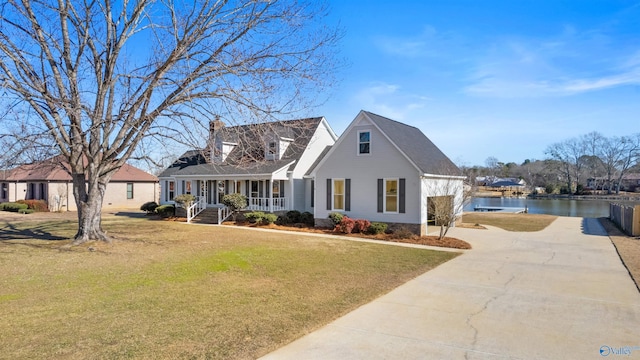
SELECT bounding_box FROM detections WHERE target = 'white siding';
[291,119,336,179]
[314,115,421,224]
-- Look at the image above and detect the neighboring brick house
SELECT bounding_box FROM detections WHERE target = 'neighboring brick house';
[0,156,158,211]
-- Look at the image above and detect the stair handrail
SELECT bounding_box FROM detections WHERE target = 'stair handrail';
[187,196,207,223]
[217,205,233,224]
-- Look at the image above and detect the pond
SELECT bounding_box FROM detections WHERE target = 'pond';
[464,197,621,218]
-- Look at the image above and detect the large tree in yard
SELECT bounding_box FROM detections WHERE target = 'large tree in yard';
[0,0,339,244]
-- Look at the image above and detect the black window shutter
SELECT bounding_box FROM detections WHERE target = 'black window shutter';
[280,180,285,197]
[326,178,332,210]
[399,178,406,213]
[345,179,351,211]
[259,181,264,198]
[225,180,229,194]
[311,180,315,207]
[377,179,383,213]
[245,180,249,197]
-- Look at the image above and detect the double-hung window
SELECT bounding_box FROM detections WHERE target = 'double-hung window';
[126,183,134,199]
[332,179,345,211]
[168,181,175,201]
[385,179,398,213]
[358,131,370,155]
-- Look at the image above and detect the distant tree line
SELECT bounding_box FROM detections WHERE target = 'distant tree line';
[461,132,640,195]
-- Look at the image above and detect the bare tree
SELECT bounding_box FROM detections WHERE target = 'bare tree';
[613,134,640,194]
[545,137,586,194]
[425,173,469,240]
[0,0,339,244]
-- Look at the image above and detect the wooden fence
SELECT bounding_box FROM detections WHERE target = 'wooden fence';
[610,203,640,236]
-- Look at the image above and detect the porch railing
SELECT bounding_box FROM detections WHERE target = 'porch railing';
[247,197,287,212]
[187,196,207,223]
[218,206,233,224]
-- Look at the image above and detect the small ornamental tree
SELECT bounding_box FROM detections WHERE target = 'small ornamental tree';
[222,193,248,220]
[174,194,196,208]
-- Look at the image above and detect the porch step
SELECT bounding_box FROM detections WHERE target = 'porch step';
[190,208,219,224]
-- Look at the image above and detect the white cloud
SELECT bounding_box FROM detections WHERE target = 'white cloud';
[352,82,429,120]
[463,26,640,97]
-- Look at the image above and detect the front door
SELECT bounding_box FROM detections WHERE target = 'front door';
[217,180,225,204]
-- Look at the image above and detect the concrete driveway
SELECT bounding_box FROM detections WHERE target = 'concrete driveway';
[261,217,640,359]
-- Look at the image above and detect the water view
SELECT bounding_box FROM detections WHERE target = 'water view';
[465,197,618,218]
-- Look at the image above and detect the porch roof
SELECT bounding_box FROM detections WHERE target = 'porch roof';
[161,159,295,178]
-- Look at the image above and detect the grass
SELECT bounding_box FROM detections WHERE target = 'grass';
[0,214,459,359]
[462,212,557,232]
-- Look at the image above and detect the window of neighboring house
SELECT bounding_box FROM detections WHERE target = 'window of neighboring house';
[332,179,345,211]
[168,181,175,201]
[358,130,370,155]
[127,183,134,199]
[1,182,7,200]
[28,183,35,200]
[384,179,398,213]
[39,183,46,200]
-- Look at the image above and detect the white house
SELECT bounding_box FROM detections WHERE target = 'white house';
[158,111,464,233]
[310,111,464,235]
[0,156,159,211]
[158,117,337,219]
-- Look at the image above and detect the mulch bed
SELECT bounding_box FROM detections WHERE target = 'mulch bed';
[223,221,472,250]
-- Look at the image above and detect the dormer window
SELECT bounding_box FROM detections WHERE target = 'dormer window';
[268,142,277,155]
[265,137,292,160]
[358,130,370,155]
[212,139,236,163]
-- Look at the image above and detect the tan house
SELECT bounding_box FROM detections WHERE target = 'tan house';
[0,157,159,211]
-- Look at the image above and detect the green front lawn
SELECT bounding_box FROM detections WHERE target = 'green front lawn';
[0,214,458,359]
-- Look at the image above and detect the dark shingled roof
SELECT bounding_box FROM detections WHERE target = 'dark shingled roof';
[364,111,461,176]
[159,118,323,178]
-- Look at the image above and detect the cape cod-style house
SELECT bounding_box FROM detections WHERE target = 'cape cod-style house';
[159,111,464,233]
[158,117,337,222]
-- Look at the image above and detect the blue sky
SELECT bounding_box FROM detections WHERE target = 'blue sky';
[315,0,640,167]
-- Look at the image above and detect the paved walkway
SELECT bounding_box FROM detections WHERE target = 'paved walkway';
[261,217,640,359]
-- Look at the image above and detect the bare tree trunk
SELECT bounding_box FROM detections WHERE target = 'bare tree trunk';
[72,174,109,244]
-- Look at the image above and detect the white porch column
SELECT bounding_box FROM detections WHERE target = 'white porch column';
[268,178,273,213]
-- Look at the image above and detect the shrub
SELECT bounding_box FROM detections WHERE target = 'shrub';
[285,210,302,223]
[222,193,248,211]
[328,212,343,225]
[262,213,278,224]
[244,211,265,223]
[300,211,314,226]
[18,208,35,214]
[140,201,159,214]
[155,204,175,218]
[17,199,49,212]
[353,219,371,234]
[368,222,388,235]
[1,202,29,212]
[174,194,196,208]
[336,216,356,234]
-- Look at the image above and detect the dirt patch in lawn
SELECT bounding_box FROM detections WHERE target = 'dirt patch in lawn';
[224,222,472,250]
[599,218,640,292]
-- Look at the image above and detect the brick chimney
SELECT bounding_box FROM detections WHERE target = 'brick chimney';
[209,116,225,140]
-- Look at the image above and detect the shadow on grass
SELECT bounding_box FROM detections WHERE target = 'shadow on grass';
[0,222,69,242]
[112,211,148,219]
[581,217,609,236]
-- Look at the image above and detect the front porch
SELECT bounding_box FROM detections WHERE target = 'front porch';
[168,178,291,213]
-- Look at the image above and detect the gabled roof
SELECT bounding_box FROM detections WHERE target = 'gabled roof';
[159,117,326,178]
[1,156,158,182]
[363,111,460,176]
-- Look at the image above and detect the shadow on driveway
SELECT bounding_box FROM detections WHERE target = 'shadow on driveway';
[581,217,608,236]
